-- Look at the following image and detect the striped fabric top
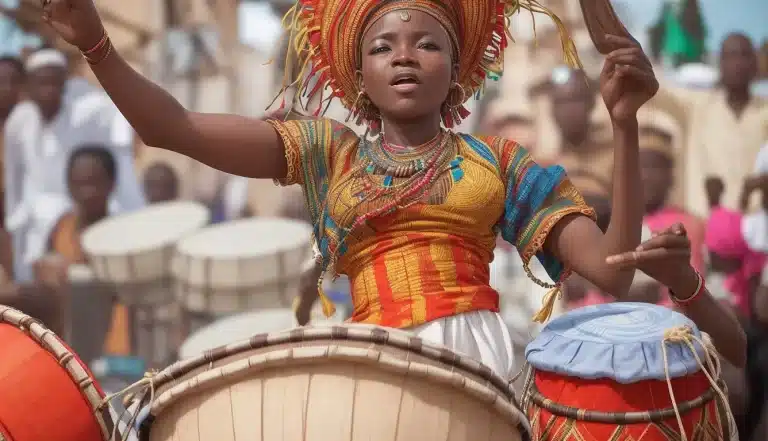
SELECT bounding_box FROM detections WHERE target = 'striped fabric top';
[269,118,595,328]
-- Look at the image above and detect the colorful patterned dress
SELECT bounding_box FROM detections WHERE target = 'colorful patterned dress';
[269,118,595,330]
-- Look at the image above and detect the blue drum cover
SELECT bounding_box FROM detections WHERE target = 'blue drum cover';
[525,302,707,384]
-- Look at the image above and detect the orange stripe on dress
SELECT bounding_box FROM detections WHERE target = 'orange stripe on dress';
[449,236,478,314]
[408,233,443,323]
[372,237,396,318]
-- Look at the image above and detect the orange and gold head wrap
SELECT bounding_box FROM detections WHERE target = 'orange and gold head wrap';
[274,0,582,127]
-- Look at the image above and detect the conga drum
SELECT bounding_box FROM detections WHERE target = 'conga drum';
[0,305,116,441]
[131,324,530,441]
[523,302,736,441]
[172,217,313,322]
[81,201,210,367]
[177,308,346,359]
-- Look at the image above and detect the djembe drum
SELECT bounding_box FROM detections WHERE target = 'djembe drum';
[172,217,313,330]
[0,305,116,441]
[81,201,210,367]
[522,302,736,441]
[129,324,530,441]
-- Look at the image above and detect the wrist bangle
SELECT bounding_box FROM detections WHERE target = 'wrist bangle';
[82,33,113,66]
[82,31,108,55]
[669,270,704,306]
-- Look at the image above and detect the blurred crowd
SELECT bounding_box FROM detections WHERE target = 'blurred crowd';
[0,2,768,440]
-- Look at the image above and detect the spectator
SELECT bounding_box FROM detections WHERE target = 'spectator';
[680,33,768,217]
[534,66,614,191]
[477,97,536,152]
[704,180,766,318]
[632,125,706,304]
[0,55,24,220]
[3,48,145,281]
[143,162,179,204]
[40,146,129,356]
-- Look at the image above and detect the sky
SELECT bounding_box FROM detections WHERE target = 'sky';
[239,0,768,55]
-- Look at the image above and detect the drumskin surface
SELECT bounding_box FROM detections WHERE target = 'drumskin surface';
[139,326,528,441]
[0,323,104,441]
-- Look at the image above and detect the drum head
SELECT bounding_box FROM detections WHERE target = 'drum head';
[175,217,312,260]
[178,309,297,359]
[82,201,210,256]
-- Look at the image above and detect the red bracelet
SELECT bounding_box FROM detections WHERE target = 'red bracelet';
[81,31,108,55]
[669,270,704,306]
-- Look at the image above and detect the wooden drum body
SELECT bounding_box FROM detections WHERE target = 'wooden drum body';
[135,325,530,441]
[0,306,115,441]
[523,303,734,441]
[173,218,313,316]
[82,201,210,305]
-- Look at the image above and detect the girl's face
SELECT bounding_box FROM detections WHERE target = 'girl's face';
[68,155,113,216]
[359,10,454,124]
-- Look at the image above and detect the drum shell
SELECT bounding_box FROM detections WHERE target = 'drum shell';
[526,369,731,441]
[139,325,529,441]
[172,218,313,316]
[0,306,113,441]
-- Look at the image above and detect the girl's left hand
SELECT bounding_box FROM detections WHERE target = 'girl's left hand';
[605,223,697,294]
[600,34,659,126]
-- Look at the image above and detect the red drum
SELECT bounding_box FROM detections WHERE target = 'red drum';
[0,305,115,441]
[523,303,735,441]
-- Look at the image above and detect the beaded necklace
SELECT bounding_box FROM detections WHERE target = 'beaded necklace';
[366,130,446,177]
[348,131,456,232]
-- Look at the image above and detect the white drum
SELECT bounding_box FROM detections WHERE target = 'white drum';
[178,307,346,359]
[82,201,210,305]
[172,217,313,316]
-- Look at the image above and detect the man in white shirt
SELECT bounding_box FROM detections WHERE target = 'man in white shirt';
[3,49,145,281]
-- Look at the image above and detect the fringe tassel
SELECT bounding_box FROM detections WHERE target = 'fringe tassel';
[532,285,562,323]
[317,276,337,317]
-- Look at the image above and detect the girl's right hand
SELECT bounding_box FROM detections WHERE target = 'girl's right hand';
[42,0,105,51]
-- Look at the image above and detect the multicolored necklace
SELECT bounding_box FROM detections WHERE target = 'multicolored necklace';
[365,130,447,178]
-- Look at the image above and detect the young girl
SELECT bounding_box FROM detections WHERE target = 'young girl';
[43,0,658,380]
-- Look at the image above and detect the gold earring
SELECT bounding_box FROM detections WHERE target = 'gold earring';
[447,82,467,108]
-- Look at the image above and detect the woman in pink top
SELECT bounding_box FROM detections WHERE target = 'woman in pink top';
[705,202,766,317]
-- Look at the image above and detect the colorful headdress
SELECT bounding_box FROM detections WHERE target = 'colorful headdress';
[273,0,582,128]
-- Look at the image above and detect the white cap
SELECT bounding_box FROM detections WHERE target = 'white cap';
[25,48,68,72]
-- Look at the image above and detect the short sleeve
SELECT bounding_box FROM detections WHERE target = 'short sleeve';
[495,139,596,284]
[266,117,357,235]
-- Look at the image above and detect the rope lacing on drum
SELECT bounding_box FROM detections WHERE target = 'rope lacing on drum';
[97,370,159,441]
[661,326,731,441]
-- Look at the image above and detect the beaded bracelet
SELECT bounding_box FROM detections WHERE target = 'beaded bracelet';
[669,270,705,306]
[81,31,113,65]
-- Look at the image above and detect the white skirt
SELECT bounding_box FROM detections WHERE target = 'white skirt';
[409,310,515,381]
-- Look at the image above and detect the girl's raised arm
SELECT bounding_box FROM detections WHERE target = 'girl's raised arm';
[44,0,288,180]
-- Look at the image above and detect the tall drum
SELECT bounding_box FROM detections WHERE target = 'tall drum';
[82,201,210,305]
[0,306,116,441]
[523,302,736,441]
[172,217,313,318]
[81,201,210,366]
[131,325,530,441]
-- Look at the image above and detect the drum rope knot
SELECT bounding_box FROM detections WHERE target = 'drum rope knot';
[661,325,730,441]
[97,370,159,441]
